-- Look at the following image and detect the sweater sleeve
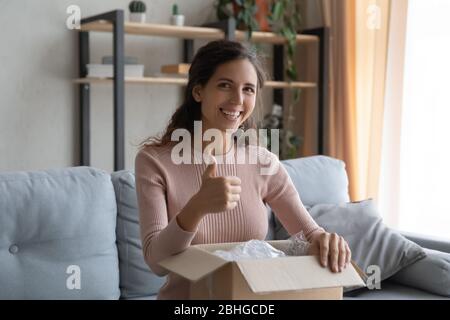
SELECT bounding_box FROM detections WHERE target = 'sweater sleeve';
[262,151,324,241]
[135,148,197,276]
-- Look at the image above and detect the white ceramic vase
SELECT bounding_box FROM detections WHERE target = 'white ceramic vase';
[129,12,146,23]
[171,15,185,26]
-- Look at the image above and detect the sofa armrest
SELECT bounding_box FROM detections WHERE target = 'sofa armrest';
[400,230,450,254]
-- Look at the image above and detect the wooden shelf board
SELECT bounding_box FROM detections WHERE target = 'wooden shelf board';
[80,20,319,44]
[73,77,317,88]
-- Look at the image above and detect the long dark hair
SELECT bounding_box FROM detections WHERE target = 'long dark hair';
[139,40,267,148]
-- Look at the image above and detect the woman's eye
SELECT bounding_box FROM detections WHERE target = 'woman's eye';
[218,83,231,89]
[244,87,255,94]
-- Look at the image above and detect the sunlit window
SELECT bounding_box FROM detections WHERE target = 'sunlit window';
[399,0,450,238]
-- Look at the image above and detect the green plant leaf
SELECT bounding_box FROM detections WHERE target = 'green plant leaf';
[172,4,178,15]
[243,0,254,9]
[271,2,283,21]
[293,88,301,104]
[251,4,258,14]
[287,66,297,81]
[287,44,294,57]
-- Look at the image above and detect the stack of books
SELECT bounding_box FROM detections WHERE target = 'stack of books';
[86,56,145,78]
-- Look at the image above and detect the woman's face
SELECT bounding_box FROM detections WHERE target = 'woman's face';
[193,58,258,133]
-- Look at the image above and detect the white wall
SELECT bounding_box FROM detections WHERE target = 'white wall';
[0,0,220,173]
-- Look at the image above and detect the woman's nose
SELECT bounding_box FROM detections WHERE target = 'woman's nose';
[230,89,244,105]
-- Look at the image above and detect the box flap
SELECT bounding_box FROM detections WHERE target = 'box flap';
[351,261,368,282]
[158,247,229,282]
[236,256,366,294]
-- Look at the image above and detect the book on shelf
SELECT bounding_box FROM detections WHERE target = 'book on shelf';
[86,64,145,78]
[160,63,190,75]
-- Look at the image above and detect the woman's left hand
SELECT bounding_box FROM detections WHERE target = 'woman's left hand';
[307,231,352,273]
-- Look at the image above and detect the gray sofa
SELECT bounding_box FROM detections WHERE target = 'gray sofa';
[1,155,449,300]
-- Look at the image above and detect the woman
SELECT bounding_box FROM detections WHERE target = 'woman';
[135,40,351,300]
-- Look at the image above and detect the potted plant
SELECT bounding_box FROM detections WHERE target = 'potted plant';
[171,4,185,26]
[216,0,260,39]
[216,0,302,82]
[129,0,147,23]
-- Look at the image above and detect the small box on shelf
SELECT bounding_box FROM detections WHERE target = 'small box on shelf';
[161,63,190,75]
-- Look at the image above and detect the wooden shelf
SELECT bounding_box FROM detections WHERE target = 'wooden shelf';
[73,77,317,88]
[80,20,319,44]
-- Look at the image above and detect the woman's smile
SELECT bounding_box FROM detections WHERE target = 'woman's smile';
[219,108,243,121]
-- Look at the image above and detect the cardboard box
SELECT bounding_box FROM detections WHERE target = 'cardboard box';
[161,63,191,75]
[159,240,366,300]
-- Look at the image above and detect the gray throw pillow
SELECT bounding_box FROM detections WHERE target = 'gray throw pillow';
[111,171,166,299]
[274,199,427,285]
[391,248,450,297]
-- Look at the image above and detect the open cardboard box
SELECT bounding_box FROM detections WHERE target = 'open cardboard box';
[159,240,367,300]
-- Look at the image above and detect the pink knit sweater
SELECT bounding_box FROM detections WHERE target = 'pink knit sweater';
[135,142,324,299]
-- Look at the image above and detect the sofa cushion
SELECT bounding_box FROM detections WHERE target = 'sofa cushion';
[269,155,350,240]
[274,200,427,288]
[390,248,450,297]
[111,171,166,299]
[0,167,120,299]
[280,155,351,207]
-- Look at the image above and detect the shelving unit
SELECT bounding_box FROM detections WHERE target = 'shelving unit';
[73,77,317,88]
[77,9,329,171]
[80,20,319,44]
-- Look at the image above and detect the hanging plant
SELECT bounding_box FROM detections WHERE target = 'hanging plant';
[268,0,302,83]
[268,0,305,158]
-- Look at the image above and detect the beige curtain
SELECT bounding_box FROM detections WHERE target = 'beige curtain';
[319,0,359,201]
[307,0,392,201]
[378,0,409,227]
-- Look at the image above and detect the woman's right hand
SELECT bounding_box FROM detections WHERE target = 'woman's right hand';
[192,155,242,214]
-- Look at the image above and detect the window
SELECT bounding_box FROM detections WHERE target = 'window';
[398,0,450,238]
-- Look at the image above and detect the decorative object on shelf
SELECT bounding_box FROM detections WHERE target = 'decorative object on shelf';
[260,103,304,160]
[285,130,303,160]
[260,104,284,156]
[216,0,260,39]
[161,63,190,75]
[170,4,185,26]
[129,0,147,23]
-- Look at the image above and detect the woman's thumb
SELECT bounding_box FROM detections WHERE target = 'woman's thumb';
[203,154,217,178]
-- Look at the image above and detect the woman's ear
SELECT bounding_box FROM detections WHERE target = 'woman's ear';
[192,85,202,102]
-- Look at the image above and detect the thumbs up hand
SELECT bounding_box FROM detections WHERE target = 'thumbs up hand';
[193,152,242,214]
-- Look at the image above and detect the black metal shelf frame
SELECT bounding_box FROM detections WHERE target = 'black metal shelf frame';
[78,10,328,170]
